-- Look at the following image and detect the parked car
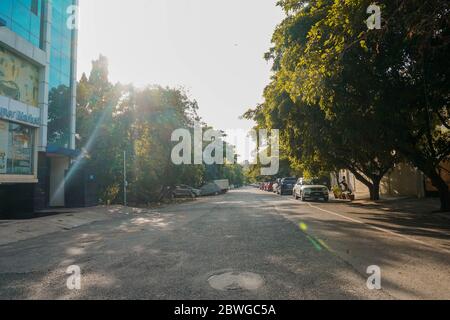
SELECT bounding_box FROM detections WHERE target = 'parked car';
[200,183,222,196]
[172,185,197,198]
[180,184,201,197]
[277,177,297,195]
[293,178,329,202]
[266,181,274,192]
[214,179,230,193]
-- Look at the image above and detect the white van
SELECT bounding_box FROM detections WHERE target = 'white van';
[214,179,230,193]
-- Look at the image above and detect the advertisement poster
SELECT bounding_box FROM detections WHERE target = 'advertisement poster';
[0,47,39,107]
[10,124,33,175]
[0,120,7,174]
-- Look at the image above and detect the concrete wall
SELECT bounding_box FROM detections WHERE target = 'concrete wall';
[381,163,425,198]
[425,161,450,193]
[333,163,425,199]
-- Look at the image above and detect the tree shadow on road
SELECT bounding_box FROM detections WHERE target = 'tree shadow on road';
[319,199,450,241]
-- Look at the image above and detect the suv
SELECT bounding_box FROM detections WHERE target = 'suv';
[277,177,297,195]
[293,178,329,202]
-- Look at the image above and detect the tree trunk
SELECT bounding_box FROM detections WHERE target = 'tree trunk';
[348,168,383,201]
[348,168,371,199]
[428,171,450,212]
[369,178,381,201]
[438,187,450,212]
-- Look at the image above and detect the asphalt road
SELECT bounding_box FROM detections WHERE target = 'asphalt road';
[0,188,449,299]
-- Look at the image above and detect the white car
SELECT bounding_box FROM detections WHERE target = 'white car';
[293,178,329,202]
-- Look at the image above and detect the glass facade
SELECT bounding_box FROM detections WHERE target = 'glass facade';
[0,119,34,175]
[0,0,76,157]
[0,0,76,149]
[0,0,43,48]
[48,0,75,149]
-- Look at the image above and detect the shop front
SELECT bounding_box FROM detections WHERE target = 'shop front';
[0,118,39,218]
[0,43,41,216]
[0,45,40,185]
[0,119,37,182]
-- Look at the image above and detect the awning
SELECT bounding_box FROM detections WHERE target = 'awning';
[46,145,80,158]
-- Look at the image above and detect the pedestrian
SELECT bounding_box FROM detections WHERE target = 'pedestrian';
[340,176,350,193]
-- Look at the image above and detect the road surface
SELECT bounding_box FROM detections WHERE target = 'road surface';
[0,188,449,299]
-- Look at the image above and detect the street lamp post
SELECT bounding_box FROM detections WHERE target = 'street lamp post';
[124,151,127,207]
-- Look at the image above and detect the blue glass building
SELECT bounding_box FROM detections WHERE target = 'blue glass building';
[0,0,79,215]
[48,0,75,148]
[0,0,43,48]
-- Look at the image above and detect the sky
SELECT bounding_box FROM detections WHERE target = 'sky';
[77,0,285,160]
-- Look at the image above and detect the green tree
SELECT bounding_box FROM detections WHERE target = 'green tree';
[289,0,450,210]
[48,84,71,147]
[249,0,449,207]
[76,56,259,205]
[223,163,245,187]
[129,86,203,202]
[76,56,127,203]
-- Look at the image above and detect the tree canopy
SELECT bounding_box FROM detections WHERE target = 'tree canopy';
[77,56,245,205]
[246,0,449,209]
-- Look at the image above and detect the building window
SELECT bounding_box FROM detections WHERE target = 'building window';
[0,0,43,48]
[31,0,39,15]
[48,0,75,149]
[0,120,34,175]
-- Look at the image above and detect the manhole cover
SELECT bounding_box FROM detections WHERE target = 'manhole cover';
[208,272,264,291]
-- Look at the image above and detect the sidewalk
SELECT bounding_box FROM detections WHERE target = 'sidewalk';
[353,191,413,202]
[350,195,449,218]
[313,197,450,252]
[0,198,205,247]
[0,206,142,246]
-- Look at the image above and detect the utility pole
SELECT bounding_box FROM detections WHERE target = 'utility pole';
[123,151,127,206]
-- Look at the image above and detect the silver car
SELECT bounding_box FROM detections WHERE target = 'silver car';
[173,185,200,198]
[293,178,329,202]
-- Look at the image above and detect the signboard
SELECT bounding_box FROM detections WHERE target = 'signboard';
[0,107,40,126]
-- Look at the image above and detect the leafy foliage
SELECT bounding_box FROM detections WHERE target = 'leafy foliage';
[77,56,244,204]
[247,0,449,208]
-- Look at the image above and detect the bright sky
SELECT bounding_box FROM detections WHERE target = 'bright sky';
[77,0,284,160]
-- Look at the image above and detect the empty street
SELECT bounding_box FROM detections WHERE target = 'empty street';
[1,188,449,300]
